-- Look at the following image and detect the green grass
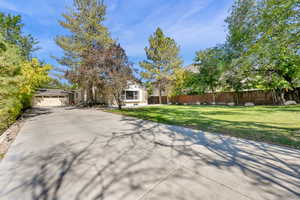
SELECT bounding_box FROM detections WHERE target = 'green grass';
[111,105,300,149]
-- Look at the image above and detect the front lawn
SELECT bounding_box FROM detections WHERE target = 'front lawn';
[111,105,300,149]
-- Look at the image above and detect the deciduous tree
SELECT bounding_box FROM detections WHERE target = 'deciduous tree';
[246,0,300,103]
[83,43,133,109]
[194,46,226,103]
[104,45,133,109]
[0,35,51,132]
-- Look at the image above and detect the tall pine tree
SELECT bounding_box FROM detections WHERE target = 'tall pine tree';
[56,0,113,104]
[140,28,182,104]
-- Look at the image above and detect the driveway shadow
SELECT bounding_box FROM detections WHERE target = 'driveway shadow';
[2,136,200,200]
[1,114,299,200]
[118,116,300,200]
[22,107,53,119]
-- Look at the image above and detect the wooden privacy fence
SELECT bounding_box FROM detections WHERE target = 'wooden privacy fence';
[148,88,300,105]
[169,90,274,105]
[148,96,168,104]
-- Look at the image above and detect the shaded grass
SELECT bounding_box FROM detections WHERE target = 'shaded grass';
[111,105,300,149]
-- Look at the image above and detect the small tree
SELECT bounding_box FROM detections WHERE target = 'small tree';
[140,27,182,104]
[104,44,133,109]
[169,68,189,96]
[194,47,225,103]
[83,43,133,109]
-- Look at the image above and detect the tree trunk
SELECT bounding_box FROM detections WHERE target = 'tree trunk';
[296,88,300,103]
[158,84,162,104]
[235,91,239,105]
[117,96,122,110]
[290,87,299,103]
[86,86,94,105]
[280,91,285,105]
[114,93,123,110]
[275,89,285,105]
[211,87,216,105]
[271,90,277,105]
[92,85,96,104]
[212,93,216,105]
[81,89,86,104]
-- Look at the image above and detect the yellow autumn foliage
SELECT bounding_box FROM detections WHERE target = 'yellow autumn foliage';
[0,40,52,134]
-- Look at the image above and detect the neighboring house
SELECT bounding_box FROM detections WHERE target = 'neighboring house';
[32,89,73,107]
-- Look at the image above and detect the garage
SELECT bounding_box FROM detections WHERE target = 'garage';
[33,89,71,107]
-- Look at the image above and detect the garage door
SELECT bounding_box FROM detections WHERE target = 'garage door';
[33,96,68,107]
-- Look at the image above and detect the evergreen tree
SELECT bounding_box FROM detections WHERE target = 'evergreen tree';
[140,28,182,104]
[56,0,113,104]
[0,13,38,59]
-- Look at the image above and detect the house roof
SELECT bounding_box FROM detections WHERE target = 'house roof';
[35,89,70,97]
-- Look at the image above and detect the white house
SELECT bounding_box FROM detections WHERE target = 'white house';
[121,81,148,107]
[74,81,148,107]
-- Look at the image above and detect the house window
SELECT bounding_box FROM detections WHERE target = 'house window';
[123,91,139,100]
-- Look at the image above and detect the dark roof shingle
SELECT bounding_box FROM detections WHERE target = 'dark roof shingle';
[35,89,70,97]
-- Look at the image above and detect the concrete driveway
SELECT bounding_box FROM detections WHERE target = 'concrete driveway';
[0,107,299,200]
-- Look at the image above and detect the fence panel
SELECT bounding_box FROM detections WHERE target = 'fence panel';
[169,90,275,105]
[149,88,299,105]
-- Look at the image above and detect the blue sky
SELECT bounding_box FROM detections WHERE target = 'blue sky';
[0,0,234,75]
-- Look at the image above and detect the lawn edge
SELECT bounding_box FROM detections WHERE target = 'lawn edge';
[104,108,300,151]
